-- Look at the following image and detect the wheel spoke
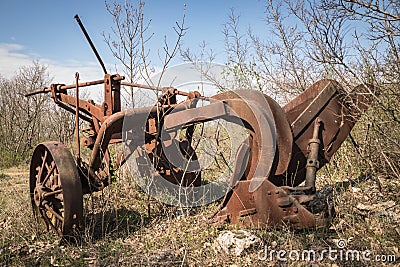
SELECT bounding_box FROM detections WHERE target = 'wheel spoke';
[42,189,62,198]
[42,162,56,185]
[44,203,64,223]
[40,209,52,231]
[37,150,48,185]
[44,161,52,177]
[54,172,60,188]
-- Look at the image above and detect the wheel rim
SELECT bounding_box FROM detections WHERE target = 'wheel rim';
[30,141,83,238]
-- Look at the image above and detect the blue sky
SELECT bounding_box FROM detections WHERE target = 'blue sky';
[0,0,268,82]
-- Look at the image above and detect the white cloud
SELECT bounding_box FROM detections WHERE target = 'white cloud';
[0,42,108,100]
[0,43,32,77]
[0,42,105,82]
[0,43,232,106]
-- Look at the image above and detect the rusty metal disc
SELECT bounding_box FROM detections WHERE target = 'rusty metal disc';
[212,90,292,179]
[29,141,83,238]
[224,90,293,175]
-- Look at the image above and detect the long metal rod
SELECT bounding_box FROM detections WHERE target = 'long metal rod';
[60,79,105,90]
[120,81,209,100]
[75,72,81,160]
[74,14,107,75]
[26,77,207,99]
[24,79,105,97]
[57,102,92,123]
[121,81,169,93]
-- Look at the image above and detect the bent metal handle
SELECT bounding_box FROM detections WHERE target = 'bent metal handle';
[74,14,108,75]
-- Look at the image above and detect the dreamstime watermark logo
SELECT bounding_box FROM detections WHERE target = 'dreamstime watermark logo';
[257,238,396,263]
[122,62,276,207]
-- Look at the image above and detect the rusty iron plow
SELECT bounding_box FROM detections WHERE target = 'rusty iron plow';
[24,15,374,239]
[25,73,373,238]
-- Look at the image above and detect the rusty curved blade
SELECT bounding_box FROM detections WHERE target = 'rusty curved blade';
[212,90,278,192]
[282,80,374,186]
[225,90,293,175]
[212,89,292,181]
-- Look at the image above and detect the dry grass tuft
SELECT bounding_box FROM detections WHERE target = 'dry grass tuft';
[0,161,399,266]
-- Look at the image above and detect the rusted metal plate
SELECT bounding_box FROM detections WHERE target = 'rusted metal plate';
[280,80,373,186]
[324,84,374,159]
[212,179,327,228]
[213,81,372,229]
[263,96,293,176]
[212,90,292,177]
[222,98,276,192]
[286,80,339,139]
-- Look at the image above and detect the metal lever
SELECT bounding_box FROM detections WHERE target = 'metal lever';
[74,14,107,75]
[75,72,81,161]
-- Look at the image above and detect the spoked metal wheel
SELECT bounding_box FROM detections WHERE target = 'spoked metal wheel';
[29,141,83,238]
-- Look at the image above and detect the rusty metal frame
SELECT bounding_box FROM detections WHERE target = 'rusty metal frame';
[26,75,373,234]
[25,11,374,233]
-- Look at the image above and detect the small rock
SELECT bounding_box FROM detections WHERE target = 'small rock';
[356,203,373,211]
[356,200,396,211]
[213,230,260,256]
[203,242,211,248]
[352,187,361,193]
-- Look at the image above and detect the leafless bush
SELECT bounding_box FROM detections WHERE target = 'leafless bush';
[0,62,76,168]
[183,0,399,181]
